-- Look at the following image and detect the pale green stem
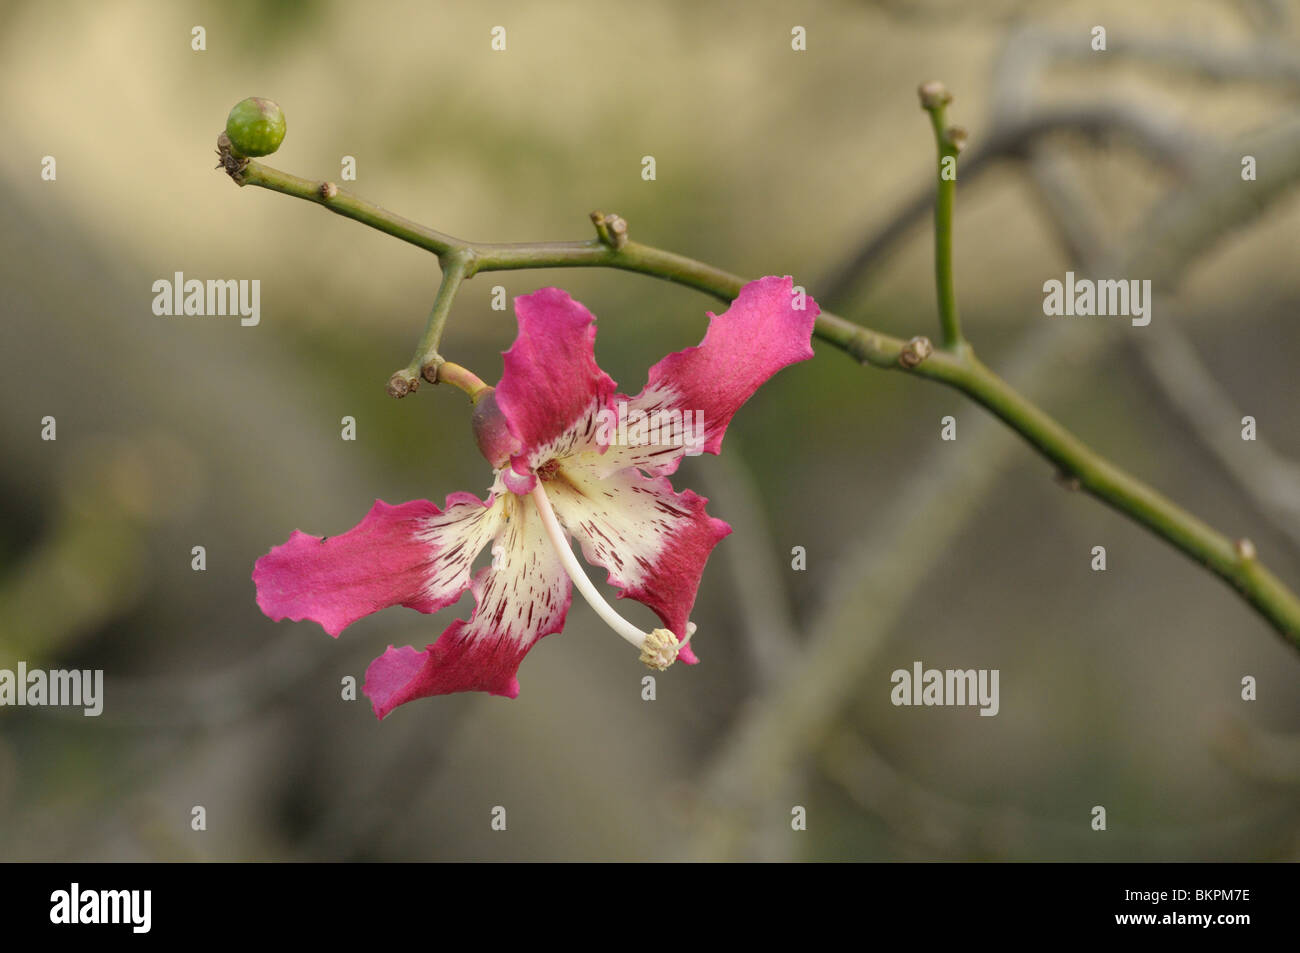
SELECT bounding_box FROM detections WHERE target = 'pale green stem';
[922,92,965,350]
[403,255,468,379]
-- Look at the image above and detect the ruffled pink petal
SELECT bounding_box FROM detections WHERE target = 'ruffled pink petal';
[543,457,731,664]
[493,288,617,473]
[605,275,818,477]
[253,495,501,638]
[364,493,571,718]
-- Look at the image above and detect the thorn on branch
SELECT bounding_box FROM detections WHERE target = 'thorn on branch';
[591,210,629,250]
[898,335,934,369]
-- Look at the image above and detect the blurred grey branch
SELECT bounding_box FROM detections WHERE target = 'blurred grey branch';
[1210,709,1300,786]
[1137,332,1300,553]
[687,22,1300,861]
[695,447,800,689]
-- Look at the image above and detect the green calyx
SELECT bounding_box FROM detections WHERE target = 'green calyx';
[225,97,286,158]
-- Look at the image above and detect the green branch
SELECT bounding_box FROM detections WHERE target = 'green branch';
[401,252,468,387]
[219,118,1300,652]
[919,81,967,351]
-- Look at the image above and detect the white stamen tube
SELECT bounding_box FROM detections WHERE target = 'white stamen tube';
[529,483,693,669]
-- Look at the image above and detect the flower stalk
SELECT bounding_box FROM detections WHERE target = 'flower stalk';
[432,361,490,402]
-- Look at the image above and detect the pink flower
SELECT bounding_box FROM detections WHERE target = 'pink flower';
[252,276,818,718]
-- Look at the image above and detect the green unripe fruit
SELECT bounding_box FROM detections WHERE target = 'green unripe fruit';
[225,97,286,157]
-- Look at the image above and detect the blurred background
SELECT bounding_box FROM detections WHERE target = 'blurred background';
[2,0,1299,861]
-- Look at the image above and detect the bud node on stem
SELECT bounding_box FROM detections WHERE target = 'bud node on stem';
[918,80,952,110]
[215,131,249,182]
[591,210,629,250]
[1054,469,1082,492]
[898,335,934,369]
[387,372,418,398]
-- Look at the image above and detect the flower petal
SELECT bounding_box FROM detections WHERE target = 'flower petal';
[493,287,617,471]
[253,495,501,638]
[544,458,731,664]
[363,493,572,718]
[604,275,817,477]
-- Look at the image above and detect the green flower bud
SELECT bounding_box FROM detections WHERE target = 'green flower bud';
[225,97,286,158]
